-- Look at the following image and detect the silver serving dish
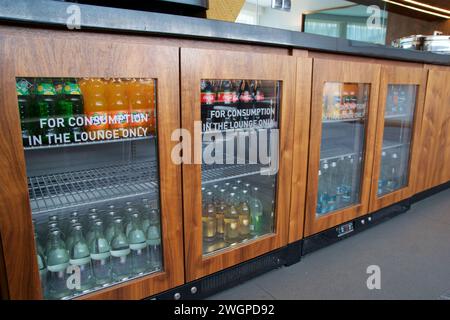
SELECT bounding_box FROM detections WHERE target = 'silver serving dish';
[423,34,450,54]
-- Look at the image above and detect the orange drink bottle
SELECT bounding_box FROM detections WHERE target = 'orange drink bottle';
[128,79,149,129]
[141,79,155,135]
[106,79,129,136]
[82,78,108,134]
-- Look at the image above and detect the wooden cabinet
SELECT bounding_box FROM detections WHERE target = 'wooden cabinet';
[415,67,450,193]
[0,30,184,299]
[180,48,299,281]
[304,59,381,237]
[369,66,427,212]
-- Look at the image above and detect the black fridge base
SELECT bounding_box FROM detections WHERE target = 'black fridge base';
[149,244,299,300]
[412,181,450,204]
[302,198,411,256]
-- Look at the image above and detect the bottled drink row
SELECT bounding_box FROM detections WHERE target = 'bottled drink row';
[202,178,273,252]
[16,77,156,147]
[322,83,368,121]
[378,147,409,196]
[33,198,162,299]
[385,85,415,116]
[317,155,363,215]
[201,79,278,129]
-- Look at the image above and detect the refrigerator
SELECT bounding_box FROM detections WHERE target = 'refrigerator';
[0,33,184,299]
[180,48,304,281]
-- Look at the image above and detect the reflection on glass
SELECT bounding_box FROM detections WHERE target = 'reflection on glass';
[317,82,370,216]
[200,79,280,255]
[17,77,162,299]
[377,84,417,196]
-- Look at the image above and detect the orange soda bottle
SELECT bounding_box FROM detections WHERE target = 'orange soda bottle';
[106,79,129,135]
[128,79,149,129]
[141,79,156,135]
[82,78,108,133]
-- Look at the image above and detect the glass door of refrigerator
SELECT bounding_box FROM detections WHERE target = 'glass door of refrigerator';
[317,82,370,216]
[16,77,162,300]
[200,79,280,255]
[377,84,417,196]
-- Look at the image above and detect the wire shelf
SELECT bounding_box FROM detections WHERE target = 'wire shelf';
[202,163,274,185]
[28,160,158,215]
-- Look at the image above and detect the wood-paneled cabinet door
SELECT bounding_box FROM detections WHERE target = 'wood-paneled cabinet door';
[0,30,184,299]
[181,48,297,281]
[369,66,427,212]
[415,67,450,193]
[304,59,381,237]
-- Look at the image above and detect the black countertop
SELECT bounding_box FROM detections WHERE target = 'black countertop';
[1,0,449,66]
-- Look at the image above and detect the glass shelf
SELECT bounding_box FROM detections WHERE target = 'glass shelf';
[28,160,158,215]
[202,163,272,185]
[322,117,364,123]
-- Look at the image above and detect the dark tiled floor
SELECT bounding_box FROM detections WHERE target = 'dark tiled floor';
[209,188,450,300]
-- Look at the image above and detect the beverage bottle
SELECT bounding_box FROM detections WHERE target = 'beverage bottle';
[65,221,81,251]
[317,169,325,214]
[35,78,57,145]
[63,79,84,137]
[201,80,215,125]
[215,188,227,237]
[16,78,34,147]
[254,80,264,123]
[85,214,100,245]
[221,80,233,105]
[141,79,156,135]
[46,229,70,299]
[127,213,148,275]
[124,207,136,237]
[387,152,399,192]
[68,224,94,292]
[107,79,129,136]
[349,91,357,118]
[110,217,131,281]
[202,203,217,242]
[317,163,330,214]
[146,209,162,271]
[327,161,338,211]
[378,151,388,195]
[104,211,116,244]
[392,87,399,114]
[128,79,149,130]
[239,80,252,122]
[33,222,47,294]
[47,222,65,247]
[342,91,349,118]
[83,78,108,134]
[140,209,152,234]
[223,192,240,244]
[342,156,354,203]
[249,186,264,235]
[332,90,341,120]
[238,189,251,239]
[89,220,111,285]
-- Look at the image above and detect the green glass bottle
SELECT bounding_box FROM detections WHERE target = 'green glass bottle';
[127,213,148,275]
[46,229,70,299]
[110,217,131,281]
[69,224,94,292]
[35,78,57,145]
[238,189,251,240]
[32,220,47,295]
[104,211,116,244]
[64,79,84,137]
[249,187,264,236]
[89,220,111,285]
[16,78,33,147]
[146,209,162,271]
[224,192,240,244]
